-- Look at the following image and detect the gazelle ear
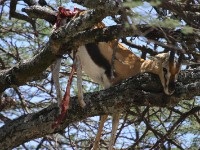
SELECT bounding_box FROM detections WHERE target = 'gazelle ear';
[156,52,169,59]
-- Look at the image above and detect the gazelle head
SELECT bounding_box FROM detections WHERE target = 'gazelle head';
[153,51,182,95]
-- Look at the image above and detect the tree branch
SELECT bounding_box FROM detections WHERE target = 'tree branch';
[160,1,200,28]
[22,5,200,46]
[1,1,200,149]
[0,7,120,93]
[73,0,120,10]
[0,71,199,149]
[22,5,57,25]
[1,19,200,93]
[23,0,37,6]
[10,0,36,30]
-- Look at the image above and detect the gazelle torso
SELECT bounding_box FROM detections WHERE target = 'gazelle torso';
[77,44,112,88]
[75,41,181,95]
[77,42,144,88]
[55,8,182,150]
[75,40,181,150]
[57,8,182,94]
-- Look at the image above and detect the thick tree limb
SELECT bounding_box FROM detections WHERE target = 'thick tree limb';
[22,5,57,24]
[0,7,121,93]
[1,21,200,93]
[1,1,200,149]
[0,71,199,149]
[22,4,200,48]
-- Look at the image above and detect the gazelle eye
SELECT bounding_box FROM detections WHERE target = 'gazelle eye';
[163,68,167,74]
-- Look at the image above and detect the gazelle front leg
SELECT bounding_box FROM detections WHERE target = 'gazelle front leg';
[92,115,108,150]
[108,113,120,150]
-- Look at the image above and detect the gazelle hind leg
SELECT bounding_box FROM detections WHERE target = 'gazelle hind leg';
[74,53,86,108]
[52,58,62,110]
[108,113,120,150]
[92,115,108,150]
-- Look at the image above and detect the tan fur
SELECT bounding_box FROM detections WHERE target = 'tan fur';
[67,10,182,150]
[97,42,143,85]
[77,43,182,149]
[76,43,181,150]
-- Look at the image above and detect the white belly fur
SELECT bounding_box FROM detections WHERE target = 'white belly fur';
[75,46,111,88]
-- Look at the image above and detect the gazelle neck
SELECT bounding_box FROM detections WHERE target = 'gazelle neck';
[140,59,160,75]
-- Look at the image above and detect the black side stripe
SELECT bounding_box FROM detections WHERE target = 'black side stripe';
[85,43,112,79]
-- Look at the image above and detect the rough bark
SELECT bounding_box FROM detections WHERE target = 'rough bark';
[1,20,199,93]
[22,5,200,44]
[1,1,200,149]
[0,70,200,149]
[22,5,57,24]
[0,5,120,93]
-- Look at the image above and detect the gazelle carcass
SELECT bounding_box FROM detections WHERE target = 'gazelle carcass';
[53,8,183,150]
[73,41,182,150]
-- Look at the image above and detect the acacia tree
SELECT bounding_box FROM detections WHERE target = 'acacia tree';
[0,0,200,149]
